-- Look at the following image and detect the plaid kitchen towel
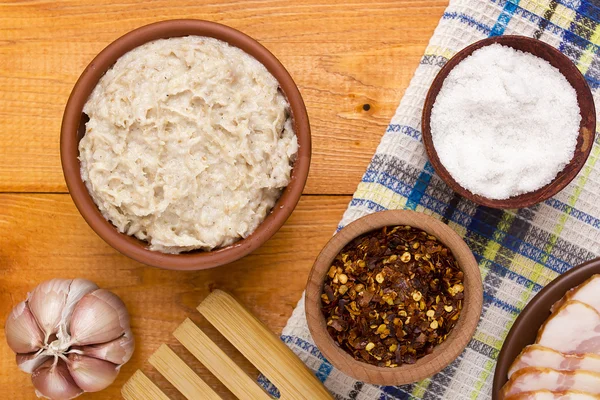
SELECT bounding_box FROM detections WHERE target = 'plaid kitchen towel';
[259,0,600,398]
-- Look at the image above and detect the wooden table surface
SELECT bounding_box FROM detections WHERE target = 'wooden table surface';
[0,1,446,398]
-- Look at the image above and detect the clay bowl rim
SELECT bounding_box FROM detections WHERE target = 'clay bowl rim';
[492,257,600,398]
[60,19,311,271]
[421,35,596,209]
[305,210,483,385]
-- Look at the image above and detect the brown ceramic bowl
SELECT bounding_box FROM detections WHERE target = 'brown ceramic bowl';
[60,20,310,270]
[305,210,483,385]
[422,35,595,209]
[492,257,600,398]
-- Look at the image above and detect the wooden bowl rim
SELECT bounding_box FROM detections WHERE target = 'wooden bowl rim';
[491,257,600,398]
[421,35,596,209]
[305,210,483,385]
[60,19,311,270]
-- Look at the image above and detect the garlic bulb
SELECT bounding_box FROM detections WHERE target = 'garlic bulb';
[5,279,134,400]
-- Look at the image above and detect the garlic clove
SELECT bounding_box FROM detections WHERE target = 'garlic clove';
[28,279,72,340]
[72,329,134,365]
[69,289,130,346]
[16,352,51,374]
[31,358,83,400]
[5,301,45,353]
[67,353,119,392]
[60,279,98,330]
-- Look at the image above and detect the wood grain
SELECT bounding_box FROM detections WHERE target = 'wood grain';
[197,290,332,399]
[0,0,446,195]
[173,319,271,400]
[0,194,349,399]
[148,344,222,400]
[0,0,446,398]
[122,371,170,400]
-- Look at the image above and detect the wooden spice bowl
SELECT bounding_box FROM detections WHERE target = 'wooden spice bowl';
[305,210,483,385]
[421,35,596,209]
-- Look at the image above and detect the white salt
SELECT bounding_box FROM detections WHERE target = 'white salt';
[430,43,581,200]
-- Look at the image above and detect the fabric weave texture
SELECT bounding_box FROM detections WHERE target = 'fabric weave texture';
[260,0,600,398]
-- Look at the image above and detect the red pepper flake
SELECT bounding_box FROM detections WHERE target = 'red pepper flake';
[321,225,464,367]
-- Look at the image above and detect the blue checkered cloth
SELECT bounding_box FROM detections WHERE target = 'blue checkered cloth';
[260,0,600,398]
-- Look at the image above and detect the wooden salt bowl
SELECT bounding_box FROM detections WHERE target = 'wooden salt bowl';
[305,210,483,385]
[421,35,596,209]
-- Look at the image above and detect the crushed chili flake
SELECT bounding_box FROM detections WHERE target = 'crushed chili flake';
[321,225,464,367]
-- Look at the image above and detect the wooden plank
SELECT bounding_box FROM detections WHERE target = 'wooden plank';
[122,370,171,400]
[0,194,349,399]
[149,344,222,400]
[0,0,446,194]
[174,319,272,400]
[198,290,332,399]
[0,1,446,398]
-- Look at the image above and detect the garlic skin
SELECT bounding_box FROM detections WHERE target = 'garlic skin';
[4,279,134,400]
[60,279,98,331]
[70,289,130,346]
[31,359,83,400]
[17,352,51,374]
[67,354,119,392]
[28,279,71,342]
[72,329,134,365]
[5,301,44,354]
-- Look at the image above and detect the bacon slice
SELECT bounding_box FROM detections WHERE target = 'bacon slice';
[509,345,600,378]
[552,275,600,314]
[500,368,600,399]
[536,301,600,355]
[505,390,600,400]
